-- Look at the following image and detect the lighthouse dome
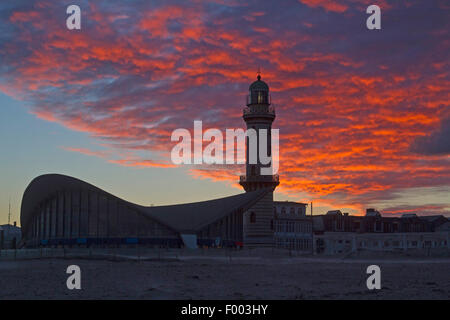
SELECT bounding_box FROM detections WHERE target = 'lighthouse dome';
[248,75,270,105]
[249,75,269,91]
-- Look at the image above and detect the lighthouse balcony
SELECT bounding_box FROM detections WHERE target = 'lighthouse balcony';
[243,104,275,117]
[239,174,279,183]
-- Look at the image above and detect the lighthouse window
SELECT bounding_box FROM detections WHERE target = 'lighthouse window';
[252,90,268,104]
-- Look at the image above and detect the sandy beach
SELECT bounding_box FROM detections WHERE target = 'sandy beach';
[1,251,449,299]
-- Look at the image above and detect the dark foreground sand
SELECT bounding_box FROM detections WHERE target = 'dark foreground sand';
[1,255,449,299]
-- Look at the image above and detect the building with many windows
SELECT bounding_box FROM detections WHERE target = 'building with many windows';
[0,222,21,249]
[273,201,312,252]
[314,209,447,234]
[312,209,450,255]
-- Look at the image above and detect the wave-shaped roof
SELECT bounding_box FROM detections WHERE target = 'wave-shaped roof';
[21,174,271,234]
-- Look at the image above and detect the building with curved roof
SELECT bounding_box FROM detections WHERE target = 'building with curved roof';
[20,174,275,248]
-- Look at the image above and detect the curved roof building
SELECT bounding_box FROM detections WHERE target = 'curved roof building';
[20,174,273,248]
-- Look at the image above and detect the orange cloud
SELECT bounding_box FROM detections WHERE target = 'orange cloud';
[109,159,176,168]
[298,0,348,13]
[2,0,449,215]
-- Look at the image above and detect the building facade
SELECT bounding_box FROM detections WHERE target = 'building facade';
[0,223,21,249]
[273,201,312,252]
[313,232,449,255]
[314,209,446,234]
[313,209,450,255]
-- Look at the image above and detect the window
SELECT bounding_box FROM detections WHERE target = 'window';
[254,91,268,104]
[375,221,381,231]
[258,91,263,103]
[270,219,273,230]
[250,212,256,223]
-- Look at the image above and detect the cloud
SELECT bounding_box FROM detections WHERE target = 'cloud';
[61,147,110,158]
[410,115,450,155]
[108,159,176,168]
[298,0,348,13]
[62,146,176,168]
[0,0,449,212]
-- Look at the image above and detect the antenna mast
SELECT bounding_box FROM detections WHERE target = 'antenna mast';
[8,197,11,226]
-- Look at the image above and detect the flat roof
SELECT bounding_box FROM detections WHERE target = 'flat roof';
[274,201,308,206]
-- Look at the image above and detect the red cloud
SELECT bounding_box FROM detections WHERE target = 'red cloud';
[1,1,449,214]
[298,0,348,13]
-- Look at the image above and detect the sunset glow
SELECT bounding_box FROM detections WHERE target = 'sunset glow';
[0,0,449,223]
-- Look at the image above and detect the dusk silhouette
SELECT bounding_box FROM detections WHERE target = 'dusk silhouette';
[0,0,448,303]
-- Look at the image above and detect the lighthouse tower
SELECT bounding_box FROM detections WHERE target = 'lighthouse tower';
[239,73,279,192]
[239,73,279,247]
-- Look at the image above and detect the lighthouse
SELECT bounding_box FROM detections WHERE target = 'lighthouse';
[239,73,279,192]
[239,73,279,247]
